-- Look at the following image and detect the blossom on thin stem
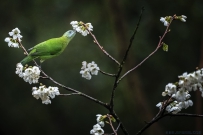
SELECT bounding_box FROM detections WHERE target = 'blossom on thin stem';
[180,15,187,22]
[8,28,23,41]
[15,63,40,84]
[32,85,60,105]
[90,114,105,135]
[90,124,104,135]
[160,17,170,26]
[80,68,92,80]
[5,37,19,48]
[80,61,100,80]
[5,28,23,48]
[157,68,203,114]
[96,114,105,127]
[87,61,100,75]
[70,21,93,36]
[160,15,187,27]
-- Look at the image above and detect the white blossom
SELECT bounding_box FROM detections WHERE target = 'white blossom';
[87,61,100,75]
[162,83,177,96]
[8,28,23,40]
[180,15,187,22]
[80,68,92,80]
[70,21,93,36]
[181,15,187,19]
[80,61,99,80]
[172,89,188,102]
[5,37,19,48]
[156,102,162,109]
[81,61,87,70]
[23,66,40,84]
[47,86,60,99]
[90,124,104,135]
[160,17,169,26]
[5,28,23,48]
[15,63,24,77]
[157,68,203,114]
[96,114,105,127]
[32,85,60,105]
[180,18,186,22]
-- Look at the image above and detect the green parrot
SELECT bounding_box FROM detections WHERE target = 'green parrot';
[20,30,76,66]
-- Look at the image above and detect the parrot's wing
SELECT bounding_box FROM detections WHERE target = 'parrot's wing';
[30,38,64,56]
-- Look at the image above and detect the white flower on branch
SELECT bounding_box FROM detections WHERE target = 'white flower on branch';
[5,28,23,48]
[156,102,162,109]
[81,61,87,70]
[90,124,104,135]
[162,83,177,96]
[70,21,93,36]
[80,68,92,80]
[87,61,100,75]
[16,63,24,77]
[15,63,40,84]
[5,37,19,48]
[96,114,105,127]
[32,85,60,105]
[160,17,169,26]
[80,61,99,80]
[23,66,40,84]
[180,15,187,22]
[8,28,23,40]
[157,68,203,114]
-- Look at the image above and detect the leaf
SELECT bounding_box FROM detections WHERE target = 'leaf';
[163,43,168,52]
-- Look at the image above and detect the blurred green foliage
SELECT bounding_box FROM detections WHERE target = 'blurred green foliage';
[1,0,203,135]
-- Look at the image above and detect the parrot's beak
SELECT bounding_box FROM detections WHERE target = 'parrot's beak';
[71,30,76,37]
[66,30,76,38]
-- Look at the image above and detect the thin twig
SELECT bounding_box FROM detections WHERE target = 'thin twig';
[59,93,80,96]
[41,70,109,108]
[109,7,144,111]
[121,7,144,66]
[116,123,121,132]
[136,112,203,135]
[118,15,177,84]
[111,110,129,135]
[18,40,39,66]
[18,41,109,109]
[107,114,117,135]
[83,25,120,65]
[99,70,117,77]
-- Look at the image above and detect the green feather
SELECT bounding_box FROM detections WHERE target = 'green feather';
[20,30,76,66]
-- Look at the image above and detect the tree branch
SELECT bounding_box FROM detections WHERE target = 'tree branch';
[18,41,109,109]
[109,7,144,111]
[99,70,117,77]
[107,114,117,135]
[136,112,203,135]
[118,15,177,83]
[84,26,120,65]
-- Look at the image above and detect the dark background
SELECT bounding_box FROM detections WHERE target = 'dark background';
[1,0,203,135]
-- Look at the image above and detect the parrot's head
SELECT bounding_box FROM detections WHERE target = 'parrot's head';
[63,30,76,39]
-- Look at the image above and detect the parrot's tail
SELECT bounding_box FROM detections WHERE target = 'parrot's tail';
[20,56,33,66]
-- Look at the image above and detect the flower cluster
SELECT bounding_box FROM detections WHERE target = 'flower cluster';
[5,28,23,48]
[160,16,172,26]
[179,15,187,22]
[90,114,105,135]
[80,61,100,80]
[160,15,187,26]
[32,85,60,104]
[90,124,104,135]
[16,63,40,84]
[156,68,203,114]
[70,21,93,36]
